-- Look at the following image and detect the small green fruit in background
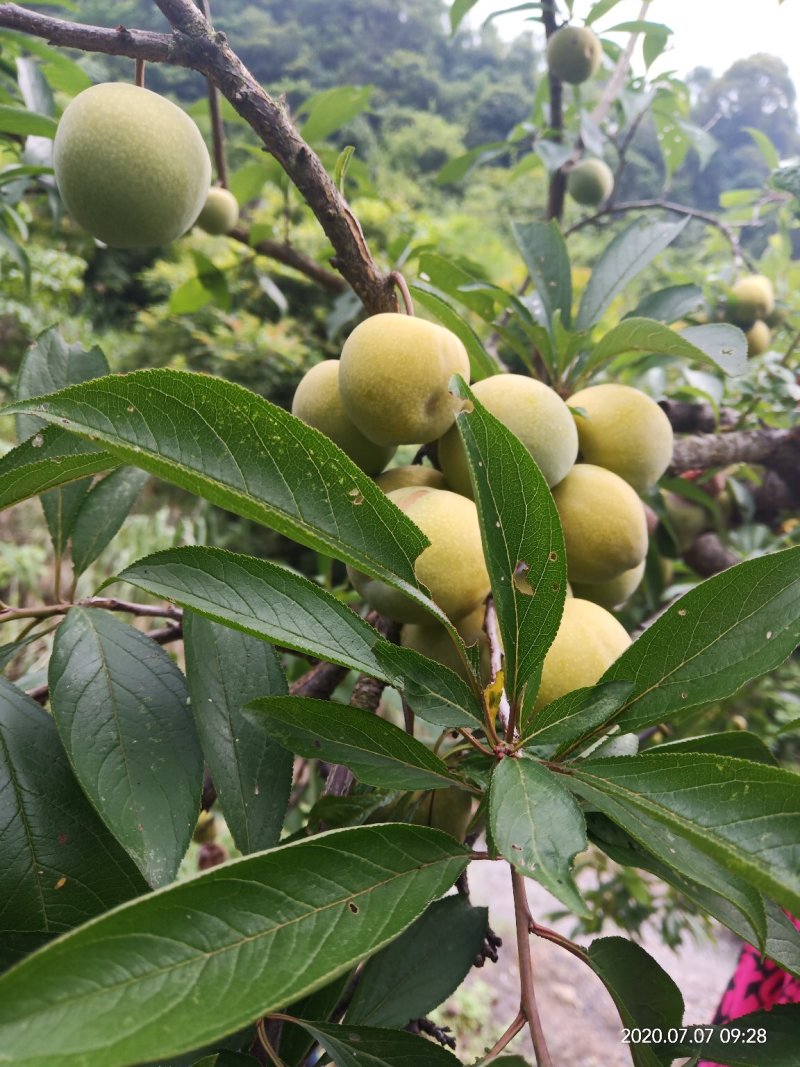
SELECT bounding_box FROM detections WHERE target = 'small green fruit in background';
[291,360,396,475]
[729,274,775,323]
[568,383,674,493]
[196,186,240,235]
[661,489,710,552]
[401,601,492,683]
[552,464,649,584]
[546,25,603,84]
[438,374,578,495]
[339,313,470,446]
[411,787,473,840]
[535,598,631,711]
[572,559,646,611]
[347,486,490,623]
[566,158,614,206]
[745,320,772,357]
[53,82,211,247]
[375,465,448,493]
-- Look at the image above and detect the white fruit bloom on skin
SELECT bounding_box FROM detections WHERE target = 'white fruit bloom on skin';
[53,83,211,248]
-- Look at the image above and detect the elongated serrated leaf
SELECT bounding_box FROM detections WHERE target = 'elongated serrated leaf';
[409,284,497,381]
[299,85,373,144]
[628,283,704,324]
[489,756,588,915]
[117,546,396,683]
[49,609,203,888]
[281,972,354,1067]
[587,938,684,1067]
[278,1020,460,1067]
[0,103,56,137]
[0,678,147,937]
[450,377,566,706]
[183,614,292,855]
[510,219,572,331]
[0,425,114,510]
[2,369,433,612]
[0,824,468,1067]
[249,696,462,791]
[646,730,776,764]
[602,547,800,734]
[568,752,800,917]
[69,467,149,575]
[576,217,689,330]
[669,1006,800,1065]
[523,681,634,752]
[347,895,487,1027]
[588,317,747,375]
[374,642,484,728]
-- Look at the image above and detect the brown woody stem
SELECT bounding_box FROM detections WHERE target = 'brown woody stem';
[511,869,553,1067]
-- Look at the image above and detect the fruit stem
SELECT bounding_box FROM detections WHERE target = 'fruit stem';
[197,0,230,187]
[389,270,415,316]
[134,57,145,87]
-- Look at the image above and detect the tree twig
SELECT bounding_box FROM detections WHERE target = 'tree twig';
[590,1,651,129]
[229,226,348,293]
[480,1011,526,1063]
[541,0,565,223]
[511,869,553,1067]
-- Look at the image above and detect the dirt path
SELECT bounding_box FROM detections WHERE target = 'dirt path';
[439,861,740,1064]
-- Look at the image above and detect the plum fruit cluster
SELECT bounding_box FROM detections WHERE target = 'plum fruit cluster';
[292,313,675,709]
[727,274,777,357]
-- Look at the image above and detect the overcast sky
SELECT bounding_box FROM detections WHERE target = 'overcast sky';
[464,0,800,90]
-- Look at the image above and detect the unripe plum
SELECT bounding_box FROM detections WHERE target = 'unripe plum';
[552,464,648,583]
[568,383,674,493]
[375,465,448,493]
[53,83,211,247]
[347,486,490,623]
[438,374,578,495]
[401,601,491,683]
[546,26,603,84]
[572,559,645,611]
[566,158,614,206]
[745,320,771,357]
[411,787,473,840]
[196,186,240,235]
[730,275,775,323]
[535,598,631,710]
[291,360,396,475]
[339,313,470,446]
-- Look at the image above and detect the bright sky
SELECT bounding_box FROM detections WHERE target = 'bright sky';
[464,0,800,91]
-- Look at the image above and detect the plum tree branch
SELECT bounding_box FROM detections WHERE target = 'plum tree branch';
[0,1,396,312]
[669,426,800,476]
[228,226,348,293]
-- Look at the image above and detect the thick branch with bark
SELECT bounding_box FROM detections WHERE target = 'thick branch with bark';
[229,226,347,293]
[669,426,800,476]
[0,1,395,311]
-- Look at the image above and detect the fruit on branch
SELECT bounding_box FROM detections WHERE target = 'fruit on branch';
[411,787,473,841]
[535,598,631,710]
[375,465,448,493]
[192,811,217,844]
[661,489,710,552]
[339,313,470,446]
[546,25,603,84]
[438,375,578,495]
[291,360,396,475]
[53,83,211,248]
[566,158,614,207]
[568,383,674,493]
[552,464,649,584]
[347,486,490,623]
[196,186,240,235]
[401,601,491,683]
[745,320,772,357]
[571,559,646,611]
[729,274,775,323]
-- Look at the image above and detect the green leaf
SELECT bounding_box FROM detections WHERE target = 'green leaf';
[409,284,498,382]
[299,86,373,143]
[568,752,800,917]
[1,32,92,96]
[374,642,484,728]
[3,369,432,612]
[746,126,780,170]
[277,1020,460,1067]
[450,0,481,32]
[603,547,800,734]
[281,972,354,1067]
[118,546,396,682]
[670,1006,800,1065]
[450,377,566,707]
[49,609,203,888]
[585,0,624,25]
[16,329,111,552]
[587,938,684,1067]
[435,142,506,186]
[576,217,689,330]
[249,696,463,791]
[589,317,747,376]
[0,825,468,1067]
[646,731,776,765]
[510,219,572,331]
[489,756,588,915]
[0,678,147,937]
[628,284,704,324]
[0,425,114,512]
[347,895,487,1027]
[0,103,56,137]
[70,467,149,575]
[417,253,497,321]
[523,681,634,753]
[183,614,293,855]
